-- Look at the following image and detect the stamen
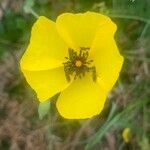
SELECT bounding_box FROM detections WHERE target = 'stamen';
[63,47,97,82]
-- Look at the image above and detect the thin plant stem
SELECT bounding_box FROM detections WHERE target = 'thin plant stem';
[140,22,150,39]
[28,8,39,18]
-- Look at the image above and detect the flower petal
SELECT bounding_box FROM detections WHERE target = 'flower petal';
[56,11,113,50]
[20,16,68,71]
[56,74,107,119]
[22,67,70,102]
[91,30,124,91]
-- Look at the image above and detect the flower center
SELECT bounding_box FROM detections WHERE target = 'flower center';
[63,47,97,82]
[75,60,82,67]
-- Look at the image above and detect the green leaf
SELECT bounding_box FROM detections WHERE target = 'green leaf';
[38,100,51,120]
[23,0,35,13]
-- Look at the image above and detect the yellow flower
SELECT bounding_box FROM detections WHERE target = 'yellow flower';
[20,12,124,119]
[122,128,131,143]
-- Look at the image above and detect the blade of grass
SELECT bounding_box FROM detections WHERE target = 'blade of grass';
[109,13,149,23]
[85,98,149,150]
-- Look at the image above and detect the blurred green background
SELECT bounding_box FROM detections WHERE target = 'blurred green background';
[0,0,150,150]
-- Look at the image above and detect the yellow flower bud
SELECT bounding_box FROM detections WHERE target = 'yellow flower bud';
[122,128,131,143]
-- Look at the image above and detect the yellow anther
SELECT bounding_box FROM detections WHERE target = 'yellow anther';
[75,60,82,67]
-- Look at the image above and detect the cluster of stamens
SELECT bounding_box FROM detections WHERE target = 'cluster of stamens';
[63,47,97,82]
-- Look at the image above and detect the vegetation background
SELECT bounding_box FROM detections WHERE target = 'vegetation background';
[0,0,150,149]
